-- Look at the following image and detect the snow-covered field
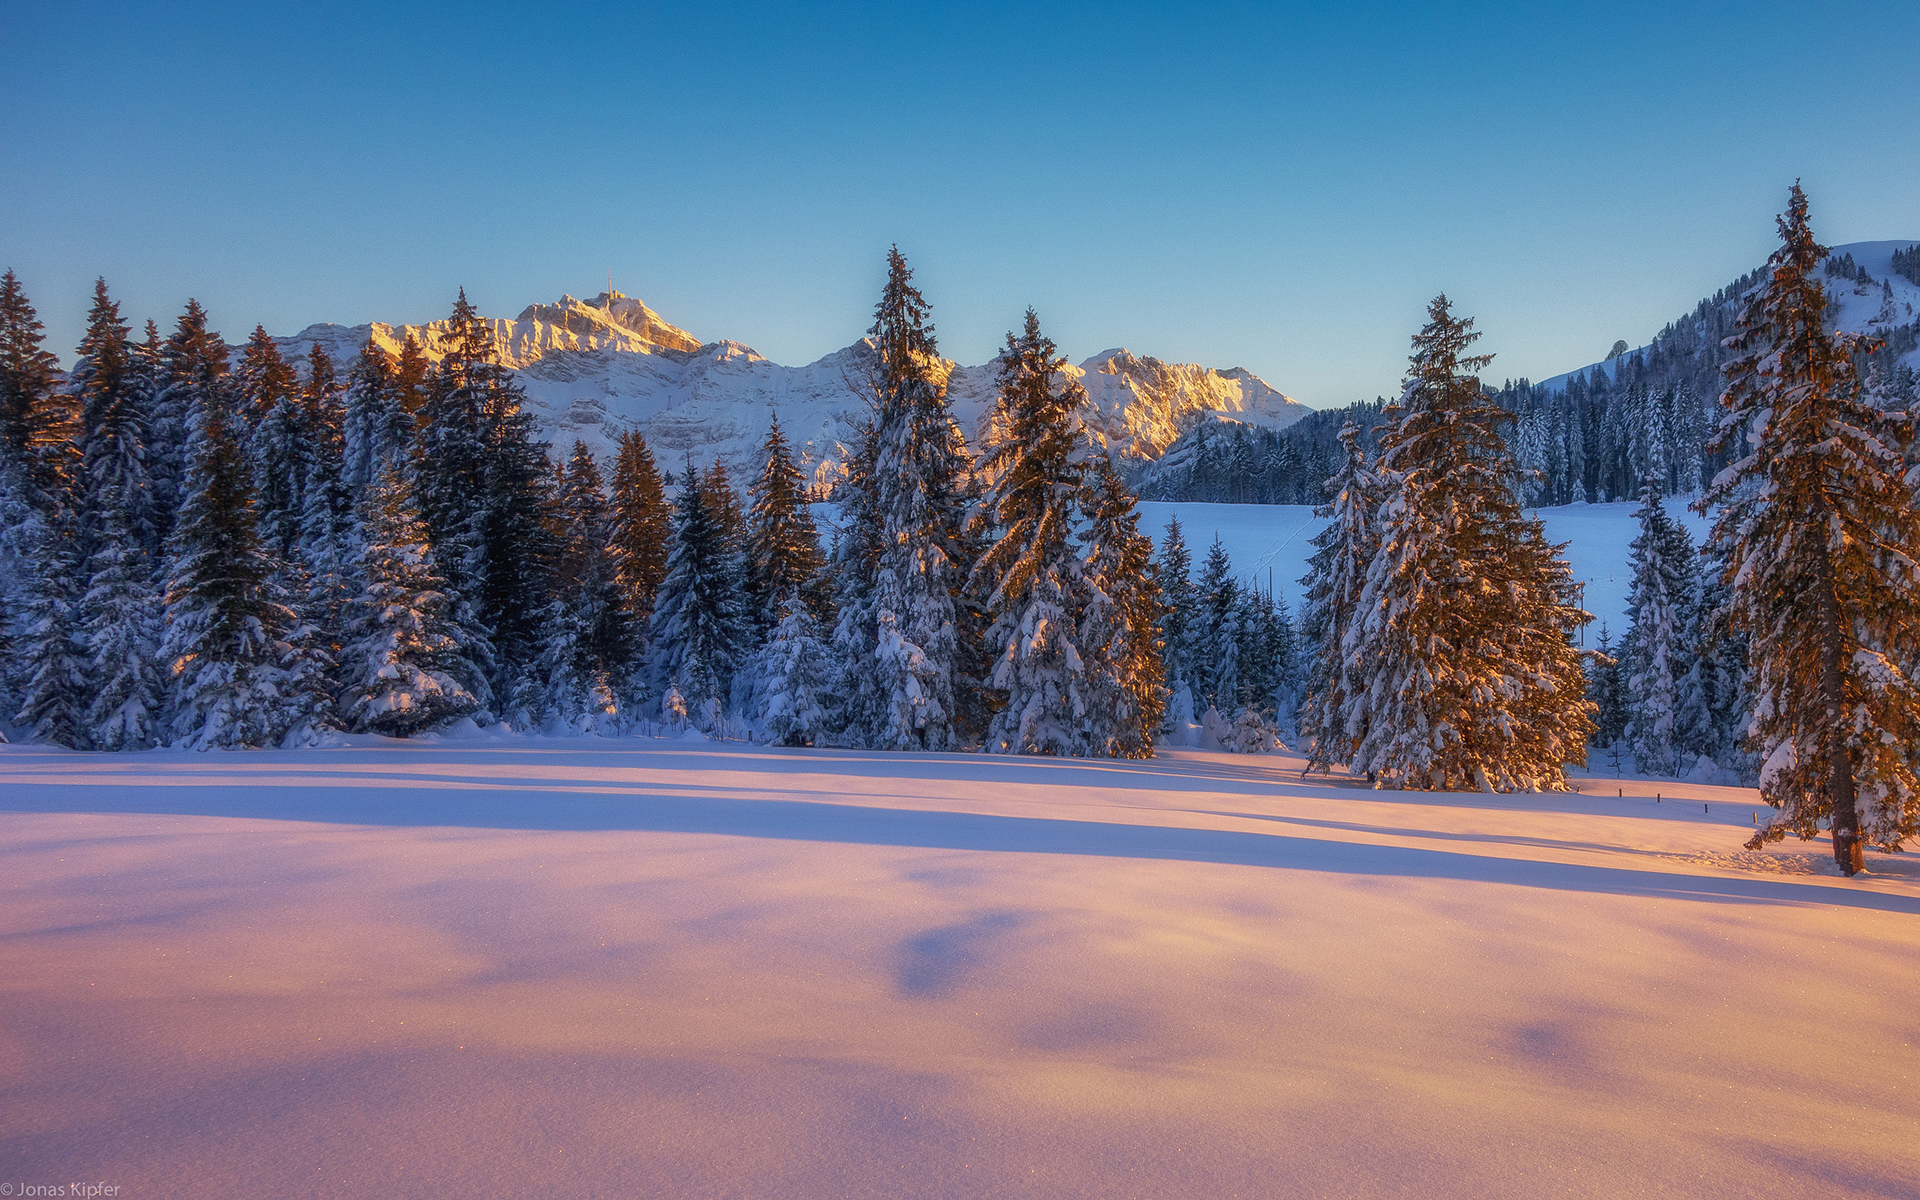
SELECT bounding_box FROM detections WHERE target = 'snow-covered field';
[3,735,1915,1197]
[1143,500,1713,639]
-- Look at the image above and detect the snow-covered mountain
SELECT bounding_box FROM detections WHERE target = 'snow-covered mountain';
[1536,239,1920,394]
[276,292,1309,490]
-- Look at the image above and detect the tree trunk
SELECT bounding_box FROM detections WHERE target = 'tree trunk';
[1812,529,1864,876]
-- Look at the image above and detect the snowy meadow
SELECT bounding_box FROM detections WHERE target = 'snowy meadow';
[3,734,1916,1198]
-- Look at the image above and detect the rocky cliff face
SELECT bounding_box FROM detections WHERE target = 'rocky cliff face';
[275,290,1310,492]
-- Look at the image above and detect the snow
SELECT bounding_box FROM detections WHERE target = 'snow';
[1141,499,1713,639]
[1537,239,1920,393]
[2,735,1915,1196]
[271,298,1309,494]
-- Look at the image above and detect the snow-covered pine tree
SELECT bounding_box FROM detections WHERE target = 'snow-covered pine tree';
[239,326,306,561]
[608,430,671,637]
[161,374,300,749]
[1678,562,1750,772]
[970,310,1090,755]
[1588,622,1629,750]
[1623,482,1693,777]
[648,466,749,726]
[1194,537,1240,718]
[0,270,67,503]
[828,412,885,745]
[1078,457,1165,758]
[756,585,832,746]
[862,247,975,751]
[1152,515,1198,726]
[1701,183,1920,872]
[342,338,414,500]
[419,291,557,713]
[1347,296,1593,791]
[150,301,228,561]
[1299,420,1379,772]
[71,280,163,749]
[746,415,827,633]
[281,344,354,739]
[339,464,489,736]
[540,442,633,728]
[12,501,88,746]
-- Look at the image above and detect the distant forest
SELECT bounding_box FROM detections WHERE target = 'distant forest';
[1138,252,1920,506]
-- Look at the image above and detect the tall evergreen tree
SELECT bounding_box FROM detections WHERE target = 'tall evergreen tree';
[855,247,975,750]
[72,280,163,749]
[342,339,413,500]
[340,465,489,735]
[1588,622,1629,750]
[648,466,749,726]
[239,326,305,559]
[151,301,228,559]
[755,585,832,747]
[1623,482,1694,776]
[161,375,299,749]
[1153,515,1198,724]
[12,501,88,747]
[1702,184,1920,872]
[0,270,66,501]
[1300,421,1379,771]
[609,429,672,635]
[541,442,633,726]
[1347,296,1593,790]
[1079,458,1166,758]
[1193,537,1240,717]
[746,416,827,632]
[970,310,1089,755]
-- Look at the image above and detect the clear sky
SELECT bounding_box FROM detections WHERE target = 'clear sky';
[4,1,1916,407]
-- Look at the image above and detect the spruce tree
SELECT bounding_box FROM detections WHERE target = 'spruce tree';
[1348,296,1593,791]
[858,247,975,751]
[72,280,163,749]
[609,429,672,635]
[161,377,299,749]
[0,270,65,500]
[756,585,832,746]
[343,339,414,500]
[648,466,749,726]
[746,416,827,632]
[970,310,1089,755]
[1079,458,1166,758]
[1701,184,1920,872]
[1153,515,1198,725]
[12,501,88,747]
[239,326,305,560]
[339,465,489,736]
[1194,537,1240,718]
[151,301,229,559]
[1623,482,1693,776]
[541,442,633,727]
[1588,623,1629,750]
[1300,421,1379,771]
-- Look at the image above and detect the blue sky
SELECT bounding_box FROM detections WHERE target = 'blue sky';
[3,1,1916,406]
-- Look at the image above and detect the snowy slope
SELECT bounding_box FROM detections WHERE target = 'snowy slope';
[1537,239,1920,393]
[1142,499,1711,639]
[274,292,1310,491]
[2,737,1913,1197]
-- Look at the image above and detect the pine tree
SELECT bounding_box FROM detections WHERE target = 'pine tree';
[12,501,88,746]
[239,326,305,560]
[161,377,299,750]
[756,585,832,746]
[746,416,827,633]
[1588,622,1629,749]
[151,301,228,559]
[1347,296,1594,791]
[970,310,1089,755]
[0,270,66,502]
[340,465,489,736]
[1079,458,1166,758]
[1194,537,1240,718]
[72,280,163,749]
[859,247,975,751]
[540,442,633,727]
[1623,482,1693,776]
[829,414,886,745]
[1153,515,1198,725]
[608,430,672,636]
[1299,421,1378,771]
[648,466,749,725]
[1702,184,1920,872]
[343,339,414,499]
